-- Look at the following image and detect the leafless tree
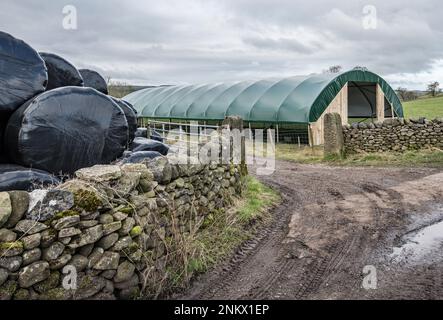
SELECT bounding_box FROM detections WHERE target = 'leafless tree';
[427,81,440,97]
[396,87,418,101]
[325,65,343,74]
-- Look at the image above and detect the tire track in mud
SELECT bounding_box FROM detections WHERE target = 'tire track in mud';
[183,183,296,300]
[178,161,442,300]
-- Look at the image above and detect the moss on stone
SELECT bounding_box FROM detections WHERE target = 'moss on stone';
[40,288,71,300]
[129,226,142,238]
[119,206,135,214]
[54,210,80,220]
[13,289,30,300]
[73,189,102,212]
[34,271,60,293]
[0,241,23,251]
[0,280,17,298]
[124,242,140,255]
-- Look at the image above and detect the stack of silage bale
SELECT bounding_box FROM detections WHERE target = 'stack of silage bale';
[0,31,140,191]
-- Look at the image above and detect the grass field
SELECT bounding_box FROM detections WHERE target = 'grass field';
[269,144,443,168]
[402,95,443,119]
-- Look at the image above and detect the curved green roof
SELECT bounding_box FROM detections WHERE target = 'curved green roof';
[124,69,403,123]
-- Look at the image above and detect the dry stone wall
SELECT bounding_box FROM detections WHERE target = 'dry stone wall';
[343,118,443,153]
[0,154,245,300]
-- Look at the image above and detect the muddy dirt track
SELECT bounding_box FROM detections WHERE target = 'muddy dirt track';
[179,160,443,300]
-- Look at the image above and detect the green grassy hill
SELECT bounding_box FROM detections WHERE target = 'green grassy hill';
[402,95,443,119]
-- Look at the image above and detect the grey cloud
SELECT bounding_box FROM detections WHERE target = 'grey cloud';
[0,0,442,89]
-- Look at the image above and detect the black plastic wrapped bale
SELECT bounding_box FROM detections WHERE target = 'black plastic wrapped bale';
[5,87,129,174]
[122,151,162,164]
[0,116,7,162]
[109,97,137,144]
[79,69,108,94]
[39,52,84,90]
[122,100,138,116]
[130,137,169,155]
[0,164,28,174]
[0,31,48,114]
[135,128,148,138]
[0,166,60,192]
[150,129,164,142]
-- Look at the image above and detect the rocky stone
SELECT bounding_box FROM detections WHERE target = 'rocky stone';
[34,271,60,293]
[58,227,81,238]
[42,242,65,261]
[52,215,80,230]
[79,244,94,257]
[23,248,42,266]
[38,287,72,300]
[114,261,135,283]
[102,221,122,236]
[119,217,135,236]
[69,255,88,272]
[112,236,132,251]
[78,220,99,229]
[145,156,172,184]
[75,165,122,182]
[114,273,139,290]
[119,286,140,300]
[69,225,103,248]
[114,172,140,196]
[58,179,107,212]
[49,254,71,270]
[0,268,8,287]
[0,192,12,228]
[99,214,114,224]
[74,274,106,300]
[26,190,74,222]
[14,220,49,235]
[4,191,29,228]
[0,280,17,300]
[112,212,128,221]
[22,233,41,250]
[0,229,17,242]
[13,288,30,300]
[60,237,71,245]
[101,270,117,280]
[88,247,105,269]
[0,241,24,257]
[18,261,50,288]
[97,233,119,250]
[93,252,120,270]
[40,229,58,248]
[121,163,154,180]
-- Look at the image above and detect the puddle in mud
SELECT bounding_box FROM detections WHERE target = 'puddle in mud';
[390,205,443,264]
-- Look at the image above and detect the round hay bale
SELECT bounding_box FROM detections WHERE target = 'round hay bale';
[5,87,128,174]
[0,31,48,114]
[0,166,60,192]
[122,151,162,164]
[39,52,84,90]
[130,137,169,155]
[79,69,108,94]
[109,97,137,144]
[135,128,148,138]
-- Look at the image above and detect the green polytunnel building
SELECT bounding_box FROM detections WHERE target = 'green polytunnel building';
[124,68,403,145]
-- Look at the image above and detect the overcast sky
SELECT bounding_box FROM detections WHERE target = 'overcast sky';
[1,0,442,89]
